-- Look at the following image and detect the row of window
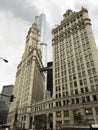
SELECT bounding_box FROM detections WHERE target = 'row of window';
[54,39,90,62]
[55,84,98,94]
[55,68,97,82]
[54,33,89,52]
[56,94,98,107]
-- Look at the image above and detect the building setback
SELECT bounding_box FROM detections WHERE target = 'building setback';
[8,23,45,129]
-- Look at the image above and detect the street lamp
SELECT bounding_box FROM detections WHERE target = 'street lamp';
[0,57,8,63]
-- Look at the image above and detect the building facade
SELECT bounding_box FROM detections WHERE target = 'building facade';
[29,7,98,129]
[52,7,98,126]
[8,7,98,130]
[7,23,45,129]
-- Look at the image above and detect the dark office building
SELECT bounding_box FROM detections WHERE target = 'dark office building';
[47,62,53,96]
[0,85,14,124]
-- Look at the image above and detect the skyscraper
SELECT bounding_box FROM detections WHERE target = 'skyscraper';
[35,13,47,67]
[52,7,98,125]
[8,23,45,129]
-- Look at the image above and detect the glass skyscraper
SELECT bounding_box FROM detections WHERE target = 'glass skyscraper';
[35,13,47,67]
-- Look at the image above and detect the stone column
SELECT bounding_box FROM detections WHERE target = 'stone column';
[46,113,49,129]
[32,114,35,130]
[69,109,74,125]
[92,107,98,124]
[80,107,86,124]
[25,114,30,129]
[61,111,64,125]
[53,112,56,130]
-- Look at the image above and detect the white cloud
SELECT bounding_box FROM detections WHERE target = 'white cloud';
[0,9,30,92]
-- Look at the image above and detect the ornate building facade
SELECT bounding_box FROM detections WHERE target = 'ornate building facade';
[52,7,98,127]
[8,7,98,130]
[7,23,45,129]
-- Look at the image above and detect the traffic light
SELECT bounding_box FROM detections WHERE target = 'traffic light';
[10,95,14,102]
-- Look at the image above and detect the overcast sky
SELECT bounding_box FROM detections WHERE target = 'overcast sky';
[0,0,98,92]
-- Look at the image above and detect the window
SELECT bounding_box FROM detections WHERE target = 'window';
[91,86,95,91]
[66,91,68,96]
[85,87,88,92]
[68,69,72,74]
[72,98,75,104]
[78,72,82,78]
[56,111,61,117]
[89,77,93,83]
[83,79,87,85]
[56,94,58,98]
[76,59,79,64]
[76,98,79,103]
[59,93,61,98]
[80,58,83,63]
[91,61,94,66]
[85,56,89,61]
[75,89,78,94]
[81,88,84,93]
[89,54,93,60]
[63,92,65,97]
[77,66,80,71]
[82,97,86,103]
[88,69,92,75]
[81,64,84,69]
[72,61,74,66]
[96,84,98,90]
[74,81,77,87]
[65,77,67,82]
[59,101,61,106]
[68,62,71,67]
[86,62,90,68]
[62,78,64,83]
[70,90,74,95]
[92,68,96,74]
[82,71,86,77]
[72,67,75,73]
[69,75,72,81]
[64,111,69,117]
[94,76,98,82]
[86,96,90,102]
[93,95,97,101]
[63,100,66,106]
[70,82,73,88]
[73,74,76,79]
[58,79,60,84]
[80,80,83,85]
[65,84,68,89]
[85,108,92,115]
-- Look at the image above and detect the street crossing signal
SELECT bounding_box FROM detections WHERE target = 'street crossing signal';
[10,95,14,102]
